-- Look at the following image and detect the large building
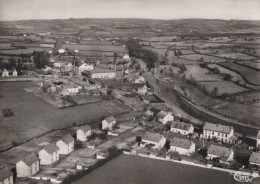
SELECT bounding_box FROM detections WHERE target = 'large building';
[82,69,116,79]
[170,121,194,135]
[202,122,235,144]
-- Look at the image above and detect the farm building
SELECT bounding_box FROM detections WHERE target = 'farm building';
[0,166,13,184]
[207,145,234,164]
[249,152,260,167]
[82,69,116,79]
[56,134,74,155]
[16,154,40,177]
[137,85,148,95]
[38,144,59,165]
[102,116,116,131]
[141,132,166,149]
[169,137,195,155]
[156,111,174,124]
[76,125,92,142]
[202,122,236,144]
[75,61,94,75]
[170,121,194,135]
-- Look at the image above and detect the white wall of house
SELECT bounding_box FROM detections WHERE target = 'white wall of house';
[102,120,116,131]
[76,129,92,142]
[16,161,39,178]
[56,141,74,155]
[257,139,260,147]
[39,150,59,165]
[250,161,260,167]
[170,143,195,155]
[158,114,174,124]
[2,70,9,77]
[91,72,116,79]
[203,129,234,143]
[171,126,194,135]
[207,151,234,163]
[142,137,166,149]
[0,175,13,184]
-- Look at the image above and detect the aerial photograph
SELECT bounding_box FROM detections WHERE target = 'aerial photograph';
[0,0,259,183]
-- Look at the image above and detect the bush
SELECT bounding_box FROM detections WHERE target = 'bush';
[2,108,13,117]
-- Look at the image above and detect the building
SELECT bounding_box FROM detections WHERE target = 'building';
[12,69,17,76]
[54,61,64,68]
[207,145,234,164]
[170,137,195,155]
[38,144,59,165]
[256,131,260,148]
[137,85,148,95]
[134,76,145,84]
[122,53,130,60]
[2,69,9,77]
[202,122,235,143]
[16,154,40,177]
[56,134,74,155]
[59,86,81,96]
[82,69,116,79]
[76,125,92,142]
[141,132,166,149]
[57,49,66,54]
[0,166,13,184]
[75,61,94,75]
[157,111,174,124]
[249,152,260,167]
[102,116,116,131]
[170,121,194,135]
[64,62,73,71]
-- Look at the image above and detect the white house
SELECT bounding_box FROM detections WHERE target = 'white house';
[0,166,13,184]
[38,144,59,165]
[76,125,92,142]
[16,154,40,177]
[170,121,194,135]
[59,86,81,96]
[137,85,148,95]
[57,49,66,54]
[207,145,234,164]
[102,116,116,131]
[170,137,195,155]
[82,69,116,79]
[141,132,166,149]
[54,61,64,68]
[2,69,9,77]
[256,131,260,148]
[134,76,145,84]
[157,111,174,124]
[12,69,17,76]
[75,61,94,75]
[122,53,130,60]
[203,122,235,143]
[56,134,74,155]
[249,152,260,167]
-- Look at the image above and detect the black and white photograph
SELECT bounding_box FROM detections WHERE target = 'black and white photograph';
[0,0,259,183]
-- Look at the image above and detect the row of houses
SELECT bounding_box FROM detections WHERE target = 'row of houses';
[0,69,18,77]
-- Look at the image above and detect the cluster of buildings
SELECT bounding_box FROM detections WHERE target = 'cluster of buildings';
[0,69,17,77]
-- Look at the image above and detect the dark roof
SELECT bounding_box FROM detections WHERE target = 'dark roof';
[203,122,233,134]
[170,137,194,149]
[43,144,59,154]
[61,134,74,144]
[78,125,91,133]
[104,116,116,123]
[0,166,13,181]
[249,152,260,164]
[142,132,164,143]
[207,145,233,158]
[20,154,39,166]
[170,121,193,131]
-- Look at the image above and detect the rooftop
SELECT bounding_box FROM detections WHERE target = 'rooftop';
[20,154,39,166]
[249,152,260,164]
[142,132,164,143]
[104,116,116,123]
[0,166,13,181]
[42,144,59,155]
[170,137,194,149]
[203,122,233,134]
[78,125,92,133]
[170,121,193,131]
[60,134,74,145]
[207,145,233,158]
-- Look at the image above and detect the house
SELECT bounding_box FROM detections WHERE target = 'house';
[202,122,235,143]
[16,154,40,177]
[0,166,13,184]
[137,85,148,95]
[12,69,17,76]
[75,61,94,75]
[57,49,66,54]
[134,76,145,84]
[59,86,81,96]
[141,132,166,149]
[42,66,52,72]
[170,121,194,135]
[76,125,92,142]
[170,137,195,155]
[157,111,174,124]
[102,116,116,131]
[82,69,116,79]
[2,69,9,77]
[56,134,74,155]
[122,53,130,60]
[249,152,260,167]
[256,131,260,148]
[64,62,73,71]
[38,144,59,165]
[207,145,234,164]
[54,61,64,68]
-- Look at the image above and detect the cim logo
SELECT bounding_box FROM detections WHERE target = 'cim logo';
[230,172,254,182]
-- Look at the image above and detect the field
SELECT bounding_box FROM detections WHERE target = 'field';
[74,154,241,184]
[0,82,129,150]
[0,48,48,55]
[61,44,126,52]
[219,62,260,86]
[179,53,231,63]
[167,50,200,65]
[199,81,249,95]
[218,53,258,60]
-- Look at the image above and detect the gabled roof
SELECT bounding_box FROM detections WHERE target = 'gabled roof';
[104,116,116,123]
[78,125,91,133]
[203,122,233,134]
[170,137,194,149]
[60,134,74,145]
[249,152,260,164]
[0,166,13,181]
[157,111,170,119]
[207,145,233,158]
[19,154,39,166]
[170,121,193,131]
[42,144,59,155]
[142,132,164,143]
[75,60,85,67]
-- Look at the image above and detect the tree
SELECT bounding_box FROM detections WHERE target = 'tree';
[211,87,218,97]
[2,108,13,117]
[33,51,50,69]
[177,50,182,56]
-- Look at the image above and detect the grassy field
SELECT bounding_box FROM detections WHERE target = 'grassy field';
[218,53,258,60]
[167,50,200,65]
[0,48,48,55]
[61,44,126,52]
[219,62,260,85]
[74,154,241,184]
[199,81,249,95]
[179,53,230,63]
[0,82,129,150]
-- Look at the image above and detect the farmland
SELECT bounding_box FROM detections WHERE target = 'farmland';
[0,82,129,150]
[61,44,126,52]
[74,154,241,184]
